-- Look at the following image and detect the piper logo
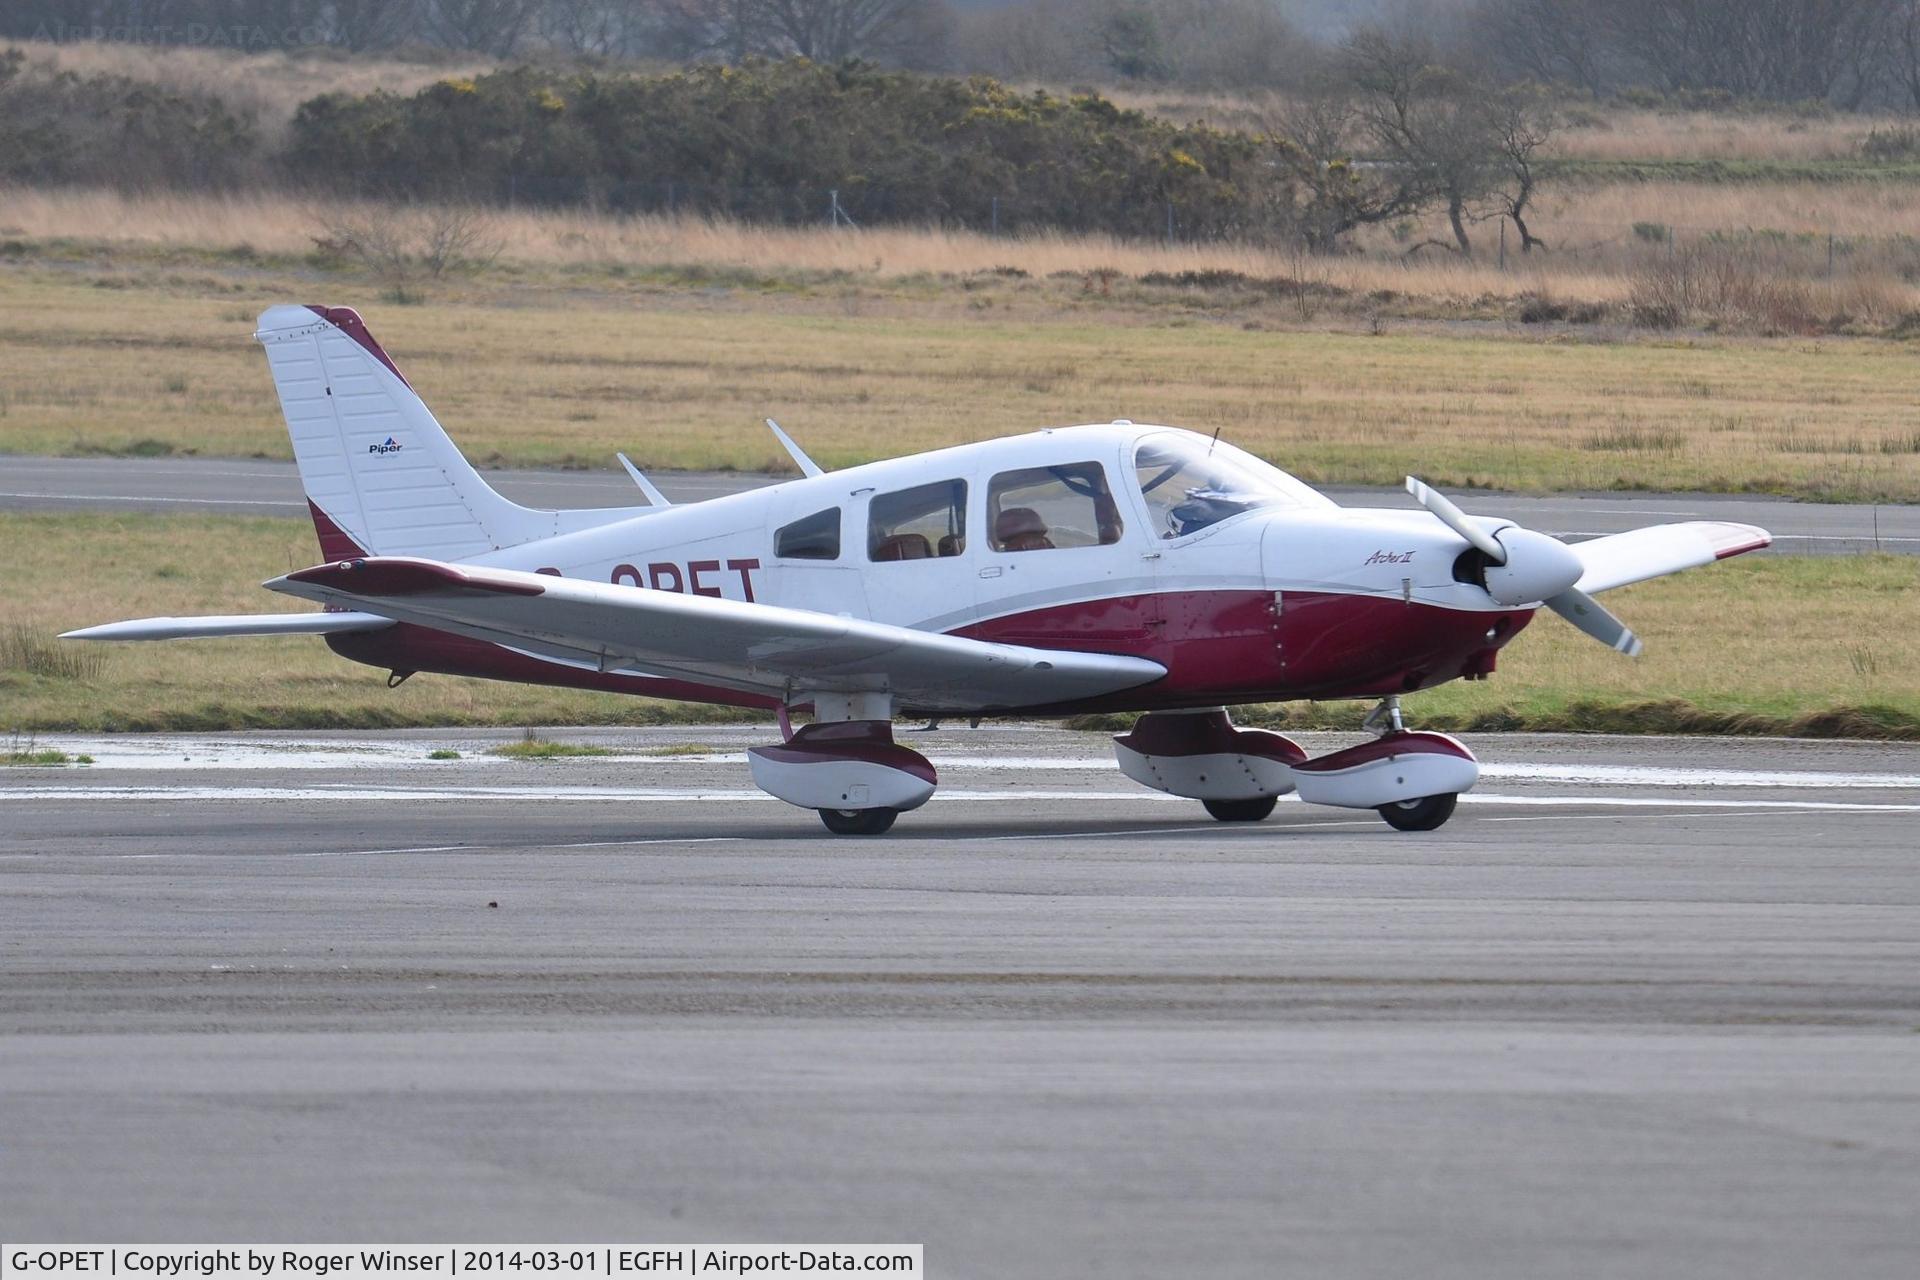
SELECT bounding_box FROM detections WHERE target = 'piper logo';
[369,436,403,455]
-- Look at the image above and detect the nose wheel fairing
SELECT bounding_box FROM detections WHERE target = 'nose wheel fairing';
[1112,709,1477,829]
[1289,731,1478,810]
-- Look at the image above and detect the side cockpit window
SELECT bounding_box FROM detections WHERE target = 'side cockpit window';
[869,479,967,561]
[987,462,1123,553]
[775,507,841,560]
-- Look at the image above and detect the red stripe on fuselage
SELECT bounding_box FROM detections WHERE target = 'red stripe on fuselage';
[316,586,1532,717]
[953,589,1533,711]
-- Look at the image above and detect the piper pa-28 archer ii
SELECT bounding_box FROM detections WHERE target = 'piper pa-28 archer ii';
[67,305,1772,835]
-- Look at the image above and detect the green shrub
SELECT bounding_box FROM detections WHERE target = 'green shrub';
[285,60,1299,241]
[0,49,258,189]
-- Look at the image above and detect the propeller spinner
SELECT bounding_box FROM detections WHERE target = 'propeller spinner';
[1405,477,1643,658]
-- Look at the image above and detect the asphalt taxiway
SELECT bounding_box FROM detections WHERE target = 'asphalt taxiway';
[4,454,1916,555]
[2,727,1918,1274]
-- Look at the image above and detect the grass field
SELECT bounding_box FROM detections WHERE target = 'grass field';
[4,263,1919,500]
[3,512,1914,739]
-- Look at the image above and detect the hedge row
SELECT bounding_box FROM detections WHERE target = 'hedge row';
[284,60,1298,238]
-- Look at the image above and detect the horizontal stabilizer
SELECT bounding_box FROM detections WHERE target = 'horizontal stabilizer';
[62,612,395,642]
[1572,521,1771,595]
[265,557,1165,711]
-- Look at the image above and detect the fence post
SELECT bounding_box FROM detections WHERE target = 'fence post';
[1499,218,1507,271]
[1827,230,1835,277]
[1165,200,1174,246]
[991,196,999,237]
[828,189,838,227]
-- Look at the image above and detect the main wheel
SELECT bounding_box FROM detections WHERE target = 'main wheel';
[1204,795,1277,823]
[1376,793,1458,832]
[818,807,899,836]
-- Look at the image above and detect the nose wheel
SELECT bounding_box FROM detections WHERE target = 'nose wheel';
[1376,793,1458,832]
[1203,795,1278,822]
[819,807,899,836]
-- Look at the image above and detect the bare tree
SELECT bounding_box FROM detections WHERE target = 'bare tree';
[1486,82,1557,252]
[327,0,421,51]
[1468,0,1611,96]
[425,0,542,56]
[1900,1,1920,109]
[1342,27,1500,255]
[540,0,645,55]
[756,0,935,61]
[1263,78,1432,253]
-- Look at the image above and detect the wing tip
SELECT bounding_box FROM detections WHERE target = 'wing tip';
[1710,522,1773,560]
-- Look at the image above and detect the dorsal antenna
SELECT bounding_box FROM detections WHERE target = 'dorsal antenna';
[615,452,673,507]
[766,418,824,477]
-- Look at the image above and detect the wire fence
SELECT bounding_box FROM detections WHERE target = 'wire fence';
[339,169,1920,281]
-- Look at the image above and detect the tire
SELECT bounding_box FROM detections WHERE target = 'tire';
[1203,795,1277,823]
[818,807,899,836]
[1376,793,1458,832]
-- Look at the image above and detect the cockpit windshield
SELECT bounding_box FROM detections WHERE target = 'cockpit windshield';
[1132,434,1324,538]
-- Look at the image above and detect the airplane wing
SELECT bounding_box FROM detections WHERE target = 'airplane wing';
[1571,521,1771,595]
[265,557,1166,709]
[63,612,395,641]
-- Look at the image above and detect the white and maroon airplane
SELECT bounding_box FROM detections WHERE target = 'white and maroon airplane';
[68,305,1772,834]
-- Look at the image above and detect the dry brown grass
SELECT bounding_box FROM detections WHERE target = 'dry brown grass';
[1554,108,1912,163]
[2,258,1918,500]
[6,184,1917,322]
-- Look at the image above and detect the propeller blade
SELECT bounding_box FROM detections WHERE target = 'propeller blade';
[1545,588,1644,658]
[1405,476,1506,564]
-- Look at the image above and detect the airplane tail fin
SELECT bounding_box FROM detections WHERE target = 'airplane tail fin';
[254,305,643,561]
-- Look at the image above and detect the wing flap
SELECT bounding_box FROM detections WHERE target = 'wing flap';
[1572,521,1771,595]
[62,612,395,642]
[265,557,1165,709]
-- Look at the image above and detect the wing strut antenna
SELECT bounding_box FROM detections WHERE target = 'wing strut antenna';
[615,452,673,507]
[766,418,824,477]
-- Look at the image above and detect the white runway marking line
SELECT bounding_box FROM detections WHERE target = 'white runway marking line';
[0,491,304,508]
[0,785,1179,803]
[5,783,1918,818]
[1456,794,1920,812]
[24,736,1920,789]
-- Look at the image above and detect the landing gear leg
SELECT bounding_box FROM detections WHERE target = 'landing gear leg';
[1361,695,1406,737]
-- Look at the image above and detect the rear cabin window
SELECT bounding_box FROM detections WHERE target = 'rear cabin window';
[775,507,841,560]
[987,462,1124,553]
[868,479,967,561]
